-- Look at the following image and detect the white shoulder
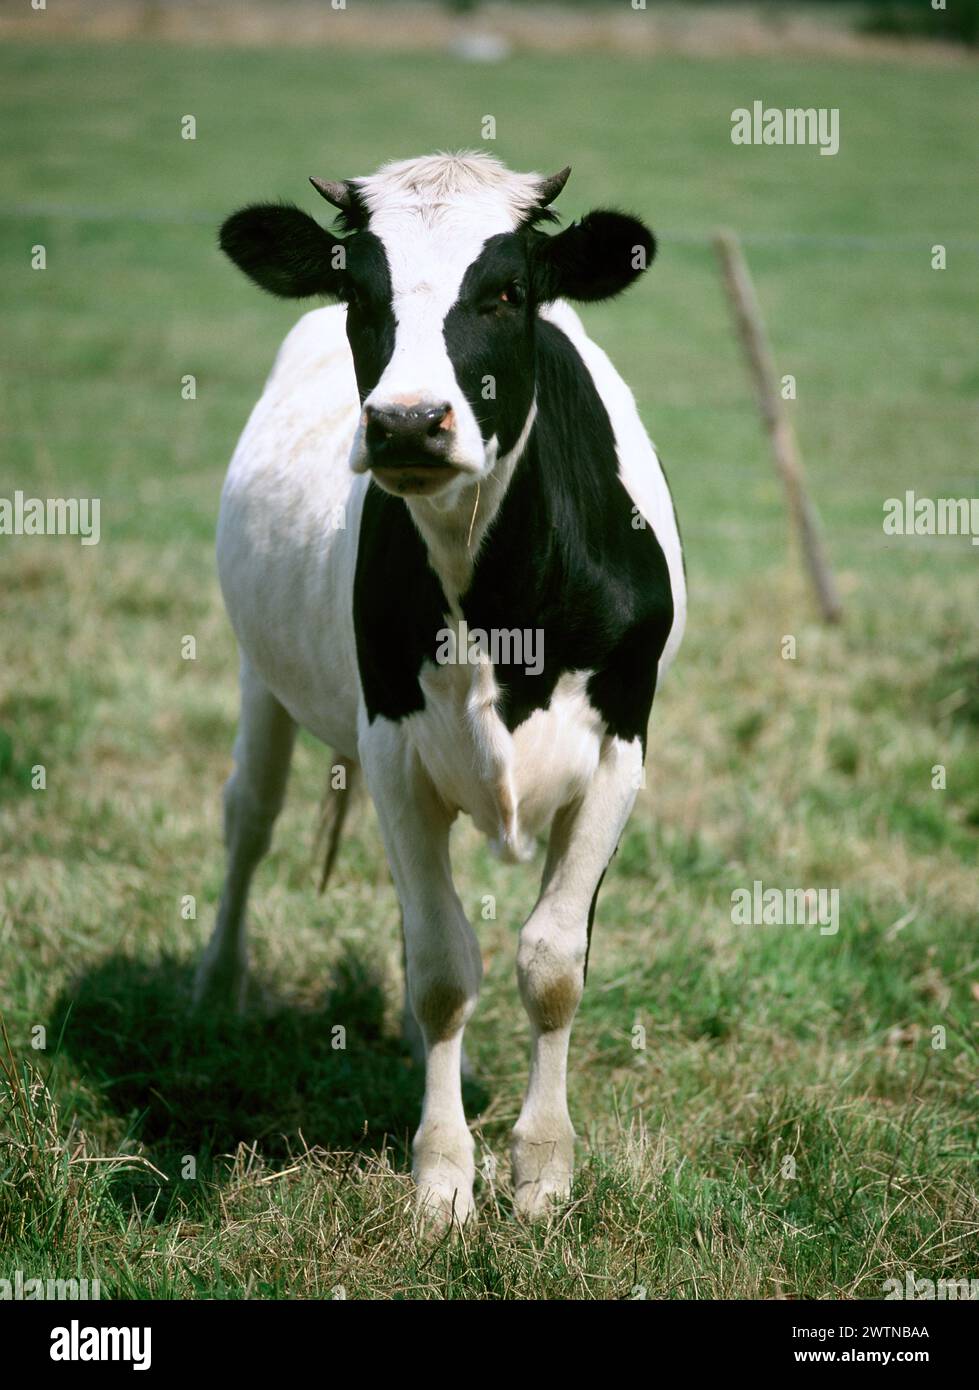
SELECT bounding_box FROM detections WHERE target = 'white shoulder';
[265,303,351,389]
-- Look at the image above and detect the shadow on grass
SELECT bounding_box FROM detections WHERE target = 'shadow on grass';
[49,946,488,1212]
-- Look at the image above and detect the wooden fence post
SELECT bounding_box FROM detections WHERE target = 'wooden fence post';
[713,228,843,624]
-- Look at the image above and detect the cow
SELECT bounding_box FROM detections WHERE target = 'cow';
[195,152,686,1224]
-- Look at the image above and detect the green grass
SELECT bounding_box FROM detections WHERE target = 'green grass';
[1,39,977,1299]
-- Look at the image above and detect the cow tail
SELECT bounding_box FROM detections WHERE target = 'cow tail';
[315,754,360,893]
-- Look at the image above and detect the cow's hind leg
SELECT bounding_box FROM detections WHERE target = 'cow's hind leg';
[511,736,643,1219]
[193,658,296,1013]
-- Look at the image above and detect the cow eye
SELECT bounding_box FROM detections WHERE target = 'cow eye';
[499,281,524,307]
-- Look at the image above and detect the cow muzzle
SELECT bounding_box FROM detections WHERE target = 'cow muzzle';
[362,400,461,495]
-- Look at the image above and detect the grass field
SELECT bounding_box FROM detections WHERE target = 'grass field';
[1,37,977,1299]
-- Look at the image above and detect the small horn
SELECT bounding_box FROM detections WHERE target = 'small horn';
[538,165,571,207]
[309,177,354,210]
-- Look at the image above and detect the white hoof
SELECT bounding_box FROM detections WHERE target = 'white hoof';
[413,1136,475,1228]
[414,1178,476,1230]
[512,1174,571,1221]
[511,1129,575,1220]
[192,945,248,1015]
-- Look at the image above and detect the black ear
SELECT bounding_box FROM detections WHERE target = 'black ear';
[534,210,656,304]
[218,203,348,299]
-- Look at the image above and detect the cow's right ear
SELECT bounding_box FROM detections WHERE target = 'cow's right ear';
[219,204,348,299]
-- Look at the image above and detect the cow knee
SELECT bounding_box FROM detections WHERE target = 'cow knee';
[410,959,481,1042]
[407,922,481,1044]
[223,772,282,861]
[413,980,471,1041]
[517,922,585,1033]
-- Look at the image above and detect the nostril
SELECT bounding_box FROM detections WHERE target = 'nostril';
[425,404,453,436]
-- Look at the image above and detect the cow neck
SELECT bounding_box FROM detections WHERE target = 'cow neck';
[403,397,538,613]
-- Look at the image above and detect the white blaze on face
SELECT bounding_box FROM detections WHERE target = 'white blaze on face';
[348,154,547,478]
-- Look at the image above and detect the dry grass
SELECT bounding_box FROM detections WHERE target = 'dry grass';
[2,543,976,1297]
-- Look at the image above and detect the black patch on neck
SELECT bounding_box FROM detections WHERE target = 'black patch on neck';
[460,319,672,748]
[353,318,675,751]
[353,484,450,723]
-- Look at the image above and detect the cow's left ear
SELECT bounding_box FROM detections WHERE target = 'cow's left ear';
[533,210,656,303]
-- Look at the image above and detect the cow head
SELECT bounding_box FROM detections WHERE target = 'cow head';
[220,153,655,500]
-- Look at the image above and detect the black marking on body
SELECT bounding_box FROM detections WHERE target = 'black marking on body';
[353,483,449,723]
[353,319,674,748]
[461,319,672,745]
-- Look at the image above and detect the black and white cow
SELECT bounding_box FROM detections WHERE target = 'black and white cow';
[196,153,685,1223]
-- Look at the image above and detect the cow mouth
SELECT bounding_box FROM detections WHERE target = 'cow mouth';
[368,451,459,496]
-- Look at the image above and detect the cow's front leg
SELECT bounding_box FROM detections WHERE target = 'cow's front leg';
[512,735,643,1219]
[359,720,481,1226]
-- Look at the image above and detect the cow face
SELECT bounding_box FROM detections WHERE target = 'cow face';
[220,154,655,500]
